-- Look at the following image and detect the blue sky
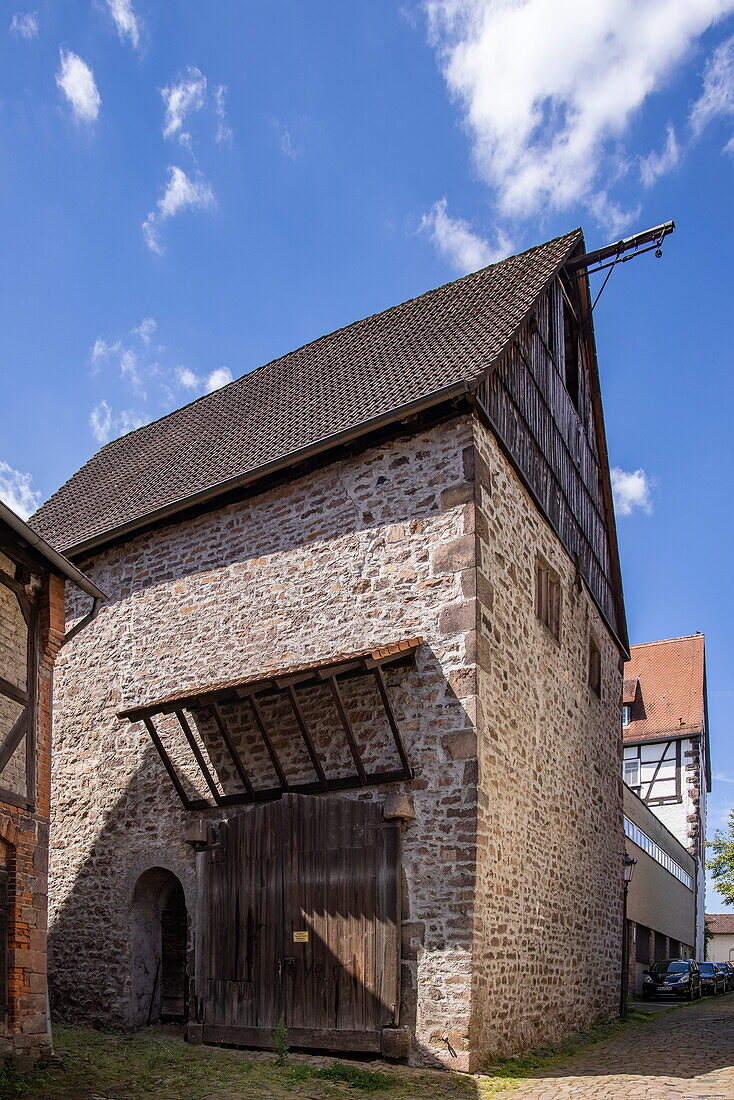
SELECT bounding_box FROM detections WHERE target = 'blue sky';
[2,2,733,906]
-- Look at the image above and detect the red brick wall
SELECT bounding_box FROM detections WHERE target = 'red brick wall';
[0,571,64,1065]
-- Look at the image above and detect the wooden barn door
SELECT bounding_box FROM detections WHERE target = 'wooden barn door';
[198,794,400,1052]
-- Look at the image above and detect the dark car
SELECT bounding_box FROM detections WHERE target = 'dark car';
[642,959,701,1001]
[698,961,726,995]
[716,962,734,992]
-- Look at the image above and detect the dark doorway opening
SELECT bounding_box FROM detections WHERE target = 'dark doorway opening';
[131,867,188,1027]
[161,882,187,1021]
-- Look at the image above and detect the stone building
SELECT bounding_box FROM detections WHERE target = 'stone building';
[31,228,629,1070]
[0,501,103,1065]
[623,634,710,957]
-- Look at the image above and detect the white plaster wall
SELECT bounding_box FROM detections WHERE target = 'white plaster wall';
[710,933,734,963]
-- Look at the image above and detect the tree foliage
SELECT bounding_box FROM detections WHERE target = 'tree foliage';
[707,809,734,906]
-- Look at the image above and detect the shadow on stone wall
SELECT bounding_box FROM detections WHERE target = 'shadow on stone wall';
[48,714,479,1073]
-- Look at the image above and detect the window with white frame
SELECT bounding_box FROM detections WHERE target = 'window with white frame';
[623,816,693,889]
[622,704,631,728]
[622,740,681,805]
[623,757,640,788]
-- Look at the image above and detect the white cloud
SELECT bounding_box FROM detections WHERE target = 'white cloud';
[105,0,140,48]
[55,49,101,123]
[176,366,199,389]
[90,336,121,365]
[205,367,232,392]
[89,400,146,444]
[611,466,653,516]
[133,317,156,345]
[120,348,146,395]
[88,319,233,442]
[9,12,38,39]
[420,198,512,273]
[640,125,681,186]
[425,0,734,225]
[0,461,41,520]
[176,365,233,393]
[142,166,215,255]
[214,85,233,145]
[586,191,641,238]
[690,33,734,141]
[161,67,207,143]
[271,118,300,159]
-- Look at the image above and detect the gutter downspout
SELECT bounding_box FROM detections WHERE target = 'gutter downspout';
[62,596,103,646]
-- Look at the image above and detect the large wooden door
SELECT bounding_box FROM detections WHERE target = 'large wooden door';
[197,793,400,1052]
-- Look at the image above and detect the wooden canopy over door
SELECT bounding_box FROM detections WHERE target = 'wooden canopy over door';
[196,793,400,1052]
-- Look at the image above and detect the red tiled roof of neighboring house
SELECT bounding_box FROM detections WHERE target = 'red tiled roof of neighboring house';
[623,634,705,743]
[30,230,582,555]
[706,913,734,935]
[622,677,639,705]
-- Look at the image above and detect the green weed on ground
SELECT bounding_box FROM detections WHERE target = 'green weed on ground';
[288,1062,397,1091]
[0,1008,666,1100]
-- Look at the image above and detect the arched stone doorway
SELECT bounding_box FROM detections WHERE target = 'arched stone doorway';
[131,867,188,1026]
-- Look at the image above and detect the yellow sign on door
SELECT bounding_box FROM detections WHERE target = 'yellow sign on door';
[293,931,309,943]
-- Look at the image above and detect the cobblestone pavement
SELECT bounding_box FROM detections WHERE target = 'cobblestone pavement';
[505,996,734,1100]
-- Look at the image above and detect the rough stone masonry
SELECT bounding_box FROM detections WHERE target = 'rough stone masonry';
[48,411,623,1071]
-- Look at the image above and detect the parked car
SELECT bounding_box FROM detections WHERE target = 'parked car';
[698,961,726,995]
[716,962,734,992]
[642,959,701,1001]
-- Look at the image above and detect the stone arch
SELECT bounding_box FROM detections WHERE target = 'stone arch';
[130,867,189,1027]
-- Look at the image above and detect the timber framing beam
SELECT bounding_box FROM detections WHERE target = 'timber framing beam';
[117,640,420,810]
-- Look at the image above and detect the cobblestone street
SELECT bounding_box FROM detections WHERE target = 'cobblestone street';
[505,997,734,1100]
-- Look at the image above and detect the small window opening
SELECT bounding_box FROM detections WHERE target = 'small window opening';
[622,704,631,728]
[563,300,581,412]
[588,636,601,697]
[535,556,561,641]
[623,758,640,788]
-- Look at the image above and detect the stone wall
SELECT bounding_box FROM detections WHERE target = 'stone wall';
[0,567,65,1065]
[49,410,625,1070]
[50,417,479,1067]
[470,416,624,1062]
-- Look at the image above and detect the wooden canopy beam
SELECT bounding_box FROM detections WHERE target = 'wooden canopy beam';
[370,665,412,779]
[143,716,193,810]
[245,693,288,790]
[175,709,222,805]
[323,674,367,784]
[210,703,255,800]
[281,684,327,789]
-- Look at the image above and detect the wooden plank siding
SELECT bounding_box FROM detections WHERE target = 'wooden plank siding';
[196,794,400,1052]
[477,278,622,643]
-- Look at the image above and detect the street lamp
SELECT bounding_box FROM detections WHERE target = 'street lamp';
[620,853,637,1018]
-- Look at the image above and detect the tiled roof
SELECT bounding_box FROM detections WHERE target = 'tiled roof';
[30,230,582,554]
[118,637,422,719]
[622,677,639,705]
[623,634,706,743]
[706,913,734,935]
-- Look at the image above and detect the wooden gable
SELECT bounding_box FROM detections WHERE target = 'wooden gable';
[474,245,628,653]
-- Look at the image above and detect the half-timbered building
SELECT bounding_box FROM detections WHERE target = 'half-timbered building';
[32,228,629,1069]
[623,634,710,957]
[0,502,102,1065]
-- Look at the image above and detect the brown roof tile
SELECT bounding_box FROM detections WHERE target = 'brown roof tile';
[30,230,581,554]
[118,637,423,719]
[706,913,734,935]
[623,634,705,743]
[622,677,639,705]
